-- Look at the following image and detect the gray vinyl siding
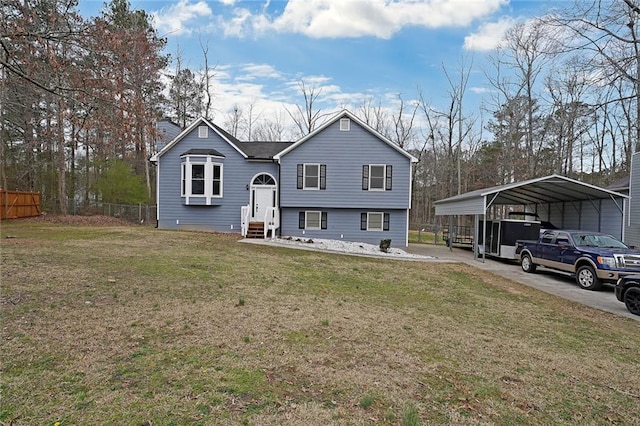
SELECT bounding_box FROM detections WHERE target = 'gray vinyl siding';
[156,120,182,152]
[280,208,408,247]
[156,128,278,232]
[626,152,640,246]
[279,120,411,209]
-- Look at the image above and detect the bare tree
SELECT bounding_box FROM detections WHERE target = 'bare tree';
[285,80,330,137]
[244,99,262,141]
[543,60,595,175]
[389,94,418,149]
[253,111,289,142]
[485,20,557,181]
[358,96,390,136]
[226,104,242,138]
[199,37,216,120]
[442,57,476,194]
[550,0,640,165]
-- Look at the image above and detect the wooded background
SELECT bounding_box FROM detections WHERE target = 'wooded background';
[2,0,639,226]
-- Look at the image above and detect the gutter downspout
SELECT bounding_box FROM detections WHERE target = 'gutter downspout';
[276,158,282,238]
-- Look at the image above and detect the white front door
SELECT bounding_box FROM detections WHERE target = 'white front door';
[252,187,275,221]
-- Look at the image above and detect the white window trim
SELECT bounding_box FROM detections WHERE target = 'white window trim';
[368,164,386,191]
[303,163,321,190]
[182,156,223,204]
[367,212,384,231]
[211,163,223,197]
[181,163,186,196]
[198,126,208,138]
[340,118,350,131]
[188,162,207,197]
[305,211,322,230]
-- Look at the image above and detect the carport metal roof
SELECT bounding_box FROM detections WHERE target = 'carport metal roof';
[434,174,628,216]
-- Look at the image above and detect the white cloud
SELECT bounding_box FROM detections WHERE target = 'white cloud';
[463,17,515,51]
[218,7,253,37]
[470,86,490,94]
[237,64,283,81]
[218,0,237,5]
[191,62,432,141]
[228,0,509,39]
[153,0,212,36]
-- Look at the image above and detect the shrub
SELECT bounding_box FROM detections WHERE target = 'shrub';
[379,239,392,253]
[93,159,149,204]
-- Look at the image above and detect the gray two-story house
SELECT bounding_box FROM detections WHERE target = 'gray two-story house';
[150,110,417,247]
[626,151,640,247]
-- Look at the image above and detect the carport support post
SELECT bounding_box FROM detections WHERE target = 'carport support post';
[473,214,479,261]
[448,216,453,251]
[481,211,486,263]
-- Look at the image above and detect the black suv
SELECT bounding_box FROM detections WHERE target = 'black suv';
[615,274,640,316]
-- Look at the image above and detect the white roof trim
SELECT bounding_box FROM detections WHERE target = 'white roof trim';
[434,173,629,213]
[479,174,629,199]
[273,110,418,162]
[150,117,247,162]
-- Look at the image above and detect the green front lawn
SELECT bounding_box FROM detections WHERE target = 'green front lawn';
[1,219,639,425]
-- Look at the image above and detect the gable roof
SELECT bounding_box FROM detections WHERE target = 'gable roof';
[150,117,247,162]
[434,174,628,216]
[150,110,419,163]
[273,110,418,162]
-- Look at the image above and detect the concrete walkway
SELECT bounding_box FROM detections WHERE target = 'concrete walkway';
[406,244,640,322]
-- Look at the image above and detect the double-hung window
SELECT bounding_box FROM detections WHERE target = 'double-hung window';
[181,153,224,204]
[191,164,205,195]
[297,164,327,190]
[362,165,392,190]
[299,211,328,230]
[212,164,222,196]
[361,212,390,231]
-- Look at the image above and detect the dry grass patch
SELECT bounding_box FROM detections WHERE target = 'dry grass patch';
[1,219,639,425]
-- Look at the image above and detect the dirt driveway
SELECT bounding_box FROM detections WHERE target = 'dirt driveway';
[406,244,639,322]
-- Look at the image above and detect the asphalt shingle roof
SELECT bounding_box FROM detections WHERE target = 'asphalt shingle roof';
[235,141,294,159]
[180,148,225,157]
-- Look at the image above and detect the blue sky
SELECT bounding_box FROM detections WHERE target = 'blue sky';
[78,0,561,135]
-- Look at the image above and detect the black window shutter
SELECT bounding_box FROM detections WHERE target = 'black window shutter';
[385,165,392,190]
[321,212,327,229]
[299,211,305,229]
[320,164,326,190]
[297,164,303,189]
[362,165,369,190]
[361,213,367,230]
[383,213,390,231]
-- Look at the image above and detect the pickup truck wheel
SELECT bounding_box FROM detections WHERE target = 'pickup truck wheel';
[521,253,537,273]
[623,287,640,316]
[576,265,602,290]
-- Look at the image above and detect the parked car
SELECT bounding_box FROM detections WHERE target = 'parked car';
[515,230,640,290]
[615,275,640,316]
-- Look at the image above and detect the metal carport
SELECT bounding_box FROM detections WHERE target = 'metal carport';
[434,174,629,262]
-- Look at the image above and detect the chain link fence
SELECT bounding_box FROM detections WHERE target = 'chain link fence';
[69,201,157,225]
[409,223,447,245]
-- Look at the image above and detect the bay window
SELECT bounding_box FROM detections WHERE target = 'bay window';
[180,154,223,204]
